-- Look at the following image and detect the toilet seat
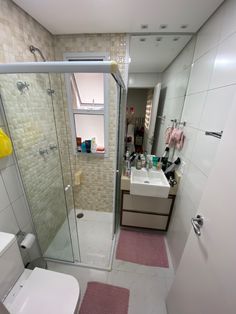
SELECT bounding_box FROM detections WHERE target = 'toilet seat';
[5,267,80,314]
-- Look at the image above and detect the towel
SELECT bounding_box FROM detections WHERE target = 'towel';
[168,127,185,150]
[168,127,177,148]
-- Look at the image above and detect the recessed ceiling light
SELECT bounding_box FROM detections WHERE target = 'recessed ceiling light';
[181,24,188,29]
[160,24,168,29]
[139,38,146,42]
[141,24,148,30]
[156,37,162,42]
[173,37,180,41]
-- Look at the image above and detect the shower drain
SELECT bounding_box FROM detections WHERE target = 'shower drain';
[77,213,84,219]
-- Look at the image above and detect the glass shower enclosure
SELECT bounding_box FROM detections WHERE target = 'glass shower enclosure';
[0,61,125,269]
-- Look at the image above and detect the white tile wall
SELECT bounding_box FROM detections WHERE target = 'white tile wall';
[210,33,236,89]
[187,49,217,95]
[0,205,19,234]
[165,0,236,270]
[200,85,236,130]
[0,109,40,265]
[181,92,207,128]
[0,174,11,211]
[1,165,23,202]
[193,4,224,61]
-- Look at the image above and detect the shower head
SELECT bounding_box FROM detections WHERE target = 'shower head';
[29,45,46,62]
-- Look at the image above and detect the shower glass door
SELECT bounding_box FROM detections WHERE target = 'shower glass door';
[0,73,79,263]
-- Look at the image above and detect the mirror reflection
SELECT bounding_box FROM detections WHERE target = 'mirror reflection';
[125,34,196,171]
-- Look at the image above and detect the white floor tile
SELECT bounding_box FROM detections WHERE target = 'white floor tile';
[48,231,174,314]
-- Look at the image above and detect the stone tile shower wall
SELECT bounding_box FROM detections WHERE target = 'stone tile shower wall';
[0,74,71,254]
[0,0,71,254]
[53,34,128,212]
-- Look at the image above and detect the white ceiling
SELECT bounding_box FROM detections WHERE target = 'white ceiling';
[129,35,192,73]
[13,0,224,35]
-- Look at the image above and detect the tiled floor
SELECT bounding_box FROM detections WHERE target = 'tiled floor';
[45,210,114,268]
[47,234,174,314]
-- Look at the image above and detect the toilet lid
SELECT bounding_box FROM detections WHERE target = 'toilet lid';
[7,267,80,314]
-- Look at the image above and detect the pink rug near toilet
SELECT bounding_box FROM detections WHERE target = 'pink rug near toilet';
[116,229,169,268]
[79,282,130,314]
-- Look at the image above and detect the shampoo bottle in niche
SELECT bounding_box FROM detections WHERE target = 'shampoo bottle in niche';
[91,137,97,153]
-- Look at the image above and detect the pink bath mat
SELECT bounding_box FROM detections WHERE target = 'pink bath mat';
[116,229,169,268]
[79,282,130,314]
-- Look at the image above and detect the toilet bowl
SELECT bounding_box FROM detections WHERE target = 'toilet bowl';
[0,232,80,314]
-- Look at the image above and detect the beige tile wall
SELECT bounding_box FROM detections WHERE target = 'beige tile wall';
[53,34,128,212]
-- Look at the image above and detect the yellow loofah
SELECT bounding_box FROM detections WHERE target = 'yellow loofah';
[0,128,13,158]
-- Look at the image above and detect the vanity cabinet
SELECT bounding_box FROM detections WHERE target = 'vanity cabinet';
[120,173,180,231]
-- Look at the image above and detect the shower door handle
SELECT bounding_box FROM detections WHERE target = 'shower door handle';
[65,185,71,192]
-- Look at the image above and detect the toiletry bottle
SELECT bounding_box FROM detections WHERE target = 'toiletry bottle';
[125,151,130,176]
[81,142,86,153]
[152,156,158,168]
[157,157,162,170]
[136,154,142,170]
[91,137,97,153]
[161,147,170,171]
[141,154,146,168]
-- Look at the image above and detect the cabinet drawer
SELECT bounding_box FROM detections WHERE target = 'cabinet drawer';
[123,193,172,214]
[122,211,168,230]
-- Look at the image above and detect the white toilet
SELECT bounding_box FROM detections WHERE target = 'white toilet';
[0,232,80,314]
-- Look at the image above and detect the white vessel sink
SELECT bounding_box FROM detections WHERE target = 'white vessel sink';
[130,167,170,198]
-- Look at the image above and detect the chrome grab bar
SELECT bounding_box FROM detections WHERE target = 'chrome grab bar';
[191,215,204,236]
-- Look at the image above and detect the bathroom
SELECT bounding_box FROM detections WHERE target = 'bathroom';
[0,0,236,313]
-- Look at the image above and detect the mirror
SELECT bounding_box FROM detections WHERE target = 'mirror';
[125,34,196,159]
